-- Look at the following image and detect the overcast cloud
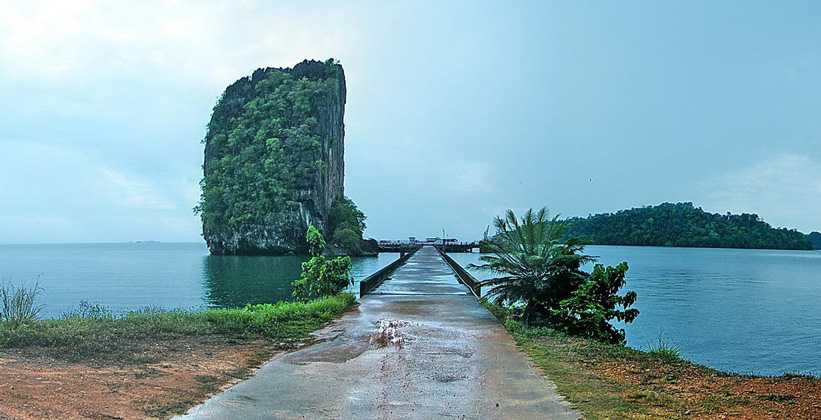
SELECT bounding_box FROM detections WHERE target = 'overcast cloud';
[1,0,819,243]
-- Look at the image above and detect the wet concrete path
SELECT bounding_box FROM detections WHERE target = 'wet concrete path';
[180,246,579,419]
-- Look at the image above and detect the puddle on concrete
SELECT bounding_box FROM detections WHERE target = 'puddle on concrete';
[370,319,411,349]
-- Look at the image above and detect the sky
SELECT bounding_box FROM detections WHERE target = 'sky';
[0,0,819,243]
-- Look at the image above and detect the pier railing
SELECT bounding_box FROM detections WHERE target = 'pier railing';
[359,246,421,296]
[379,241,478,253]
[436,248,482,299]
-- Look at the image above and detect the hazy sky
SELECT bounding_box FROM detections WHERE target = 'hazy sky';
[1,0,819,243]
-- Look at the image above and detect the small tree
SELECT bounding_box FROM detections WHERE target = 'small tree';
[477,207,639,344]
[474,208,593,325]
[292,225,352,301]
[550,262,639,344]
[306,224,326,256]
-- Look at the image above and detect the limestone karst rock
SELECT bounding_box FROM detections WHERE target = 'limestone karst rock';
[199,59,346,255]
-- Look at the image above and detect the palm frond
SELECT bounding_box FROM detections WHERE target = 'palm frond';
[479,207,596,324]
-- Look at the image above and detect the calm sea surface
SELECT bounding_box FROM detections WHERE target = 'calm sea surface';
[0,242,397,318]
[451,245,821,377]
[3,243,820,376]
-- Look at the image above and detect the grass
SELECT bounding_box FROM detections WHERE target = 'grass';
[0,293,356,363]
[646,337,681,362]
[0,280,44,326]
[484,301,821,419]
[502,318,676,418]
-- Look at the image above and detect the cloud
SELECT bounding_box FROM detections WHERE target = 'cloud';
[701,153,821,232]
[0,1,362,242]
[0,139,199,242]
[98,168,176,210]
[0,1,357,86]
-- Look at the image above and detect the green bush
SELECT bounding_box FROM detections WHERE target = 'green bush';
[477,207,639,344]
[550,263,639,344]
[473,208,594,325]
[292,225,353,301]
[306,224,326,256]
[292,256,352,302]
[61,300,113,320]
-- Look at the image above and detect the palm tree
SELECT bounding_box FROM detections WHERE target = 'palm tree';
[472,208,594,325]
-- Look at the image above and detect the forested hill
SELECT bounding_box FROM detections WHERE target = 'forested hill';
[564,202,813,250]
[809,232,821,250]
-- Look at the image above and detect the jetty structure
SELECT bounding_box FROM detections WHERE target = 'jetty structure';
[182,246,578,419]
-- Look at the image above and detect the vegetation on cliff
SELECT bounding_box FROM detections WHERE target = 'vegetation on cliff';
[197,59,365,255]
[329,197,368,254]
[809,232,821,250]
[564,202,812,250]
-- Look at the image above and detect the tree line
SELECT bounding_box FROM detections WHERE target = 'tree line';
[563,202,813,250]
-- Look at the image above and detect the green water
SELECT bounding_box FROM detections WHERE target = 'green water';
[0,242,398,318]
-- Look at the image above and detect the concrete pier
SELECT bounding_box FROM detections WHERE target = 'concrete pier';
[181,246,578,419]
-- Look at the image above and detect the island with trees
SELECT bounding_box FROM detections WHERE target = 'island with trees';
[197,59,370,256]
[563,202,813,250]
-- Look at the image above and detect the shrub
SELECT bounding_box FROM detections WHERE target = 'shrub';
[61,300,113,320]
[550,263,639,344]
[476,207,639,344]
[291,255,353,301]
[473,208,594,325]
[0,280,44,327]
[306,224,326,256]
[292,225,353,301]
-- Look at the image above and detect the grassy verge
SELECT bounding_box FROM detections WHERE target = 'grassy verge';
[0,293,356,363]
[0,293,357,418]
[486,303,821,419]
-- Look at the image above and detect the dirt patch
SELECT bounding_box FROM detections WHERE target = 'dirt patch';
[0,337,278,419]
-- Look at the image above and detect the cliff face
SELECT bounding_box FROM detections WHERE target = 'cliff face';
[199,59,346,255]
